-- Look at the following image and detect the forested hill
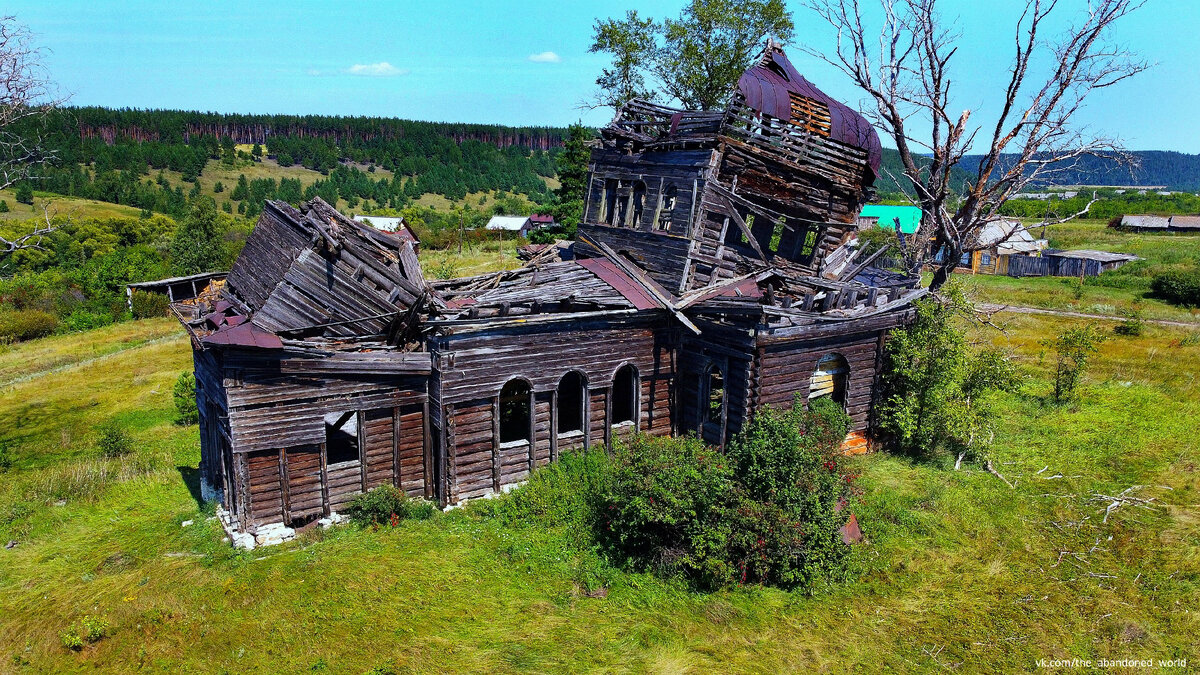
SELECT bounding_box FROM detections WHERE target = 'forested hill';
[46,107,568,175]
[21,107,570,218]
[875,148,1200,196]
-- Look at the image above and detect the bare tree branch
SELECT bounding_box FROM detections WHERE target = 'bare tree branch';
[0,15,66,264]
[803,0,1147,289]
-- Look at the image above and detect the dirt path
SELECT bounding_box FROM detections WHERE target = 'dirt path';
[978,303,1200,328]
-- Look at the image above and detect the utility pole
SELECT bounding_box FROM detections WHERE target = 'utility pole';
[458,210,464,256]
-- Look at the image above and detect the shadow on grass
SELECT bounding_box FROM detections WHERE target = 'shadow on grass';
[177,465,204,508]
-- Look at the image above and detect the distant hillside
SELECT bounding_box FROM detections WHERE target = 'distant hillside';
[874,148,1200,197]
[20,107,569,219]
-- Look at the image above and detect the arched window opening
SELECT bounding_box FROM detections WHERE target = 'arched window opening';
[603,179,619,225]
[630,181,647,227]
[706,365,725,424]
[809,354,849,407]
[657,184,677,231]
[611,365,638,426]
[324,411,360,465]
[557,371,586,436]
[499,379,532,444]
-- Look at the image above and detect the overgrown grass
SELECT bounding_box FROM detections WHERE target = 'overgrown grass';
[0,304,1196,671]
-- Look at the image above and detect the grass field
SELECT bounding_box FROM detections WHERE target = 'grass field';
[0,189,144,222]
[0,291,1197,671]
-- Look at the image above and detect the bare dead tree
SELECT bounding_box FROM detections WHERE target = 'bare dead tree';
[0,14,65,259]
[803,0,1147,289]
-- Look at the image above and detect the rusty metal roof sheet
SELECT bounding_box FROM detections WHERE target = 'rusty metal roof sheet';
[202,321,283,349]
[737,46,882,175]
[578,257,659,311]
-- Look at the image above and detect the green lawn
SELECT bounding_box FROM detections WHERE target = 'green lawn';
[0,309,1197,672]
[0,189,144,222]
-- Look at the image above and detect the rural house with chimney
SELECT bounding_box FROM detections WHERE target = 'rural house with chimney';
[169,45,924,545]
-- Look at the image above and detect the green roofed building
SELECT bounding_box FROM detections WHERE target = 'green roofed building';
[857,204,922,234]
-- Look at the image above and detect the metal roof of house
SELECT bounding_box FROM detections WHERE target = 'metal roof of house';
[737,45,882,175]
[1046,249,1139,263]
[1120,215,1169,229]
[485,215,531,231]
[859,205,922,234]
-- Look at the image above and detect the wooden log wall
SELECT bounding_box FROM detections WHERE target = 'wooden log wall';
[583,148,716,234]
[218,350,429,529]
[751,331,886,432]
[679,316,758,445]
[437,321,677,503]
[575,224,693,292]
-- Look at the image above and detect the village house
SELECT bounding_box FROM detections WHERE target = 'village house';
[351,214,420,252]
[957,218,1048,275]
[169,45,924,546]
[484,214,536,238]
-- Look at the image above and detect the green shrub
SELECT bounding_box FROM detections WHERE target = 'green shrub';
[0,308,58,342]
[59,615,108,651]
[59,627,83,651]
[95,421,133,458]
[0,441,11,471]
[60,308,115,333]
[599,434,735,589]
[130,289,170,319]
[173,372,199,425]
[345,485,435,526]
[879,285,1022,462]
[598,407,859,591]
[81,615,109,643]
[429,259,460,280]
[1113,308,1145,337]
[492,449,611,538]
[722,400,855,588]
[1042,324,1107,402]
[1150,268,1200,307]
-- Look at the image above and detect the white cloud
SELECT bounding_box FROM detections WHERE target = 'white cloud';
[528,51,561,64]
[346,62,409,77]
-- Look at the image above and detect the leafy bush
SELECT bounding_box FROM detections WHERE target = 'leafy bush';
[491,449,611,539]
[59,627,83,651]
[1113,308,1145,337]
[60,615,108,651]
[130,289,170,319]
[599,434,735,588]
[722,399,855,588]
[1150,268,1200,307]
[429,258,460,280]
[173,372,199,425]
[345,485,435,526]
[0,441,11,471]
[81,615,109,643]
[95,421,133,458]
[1042,325,1107,402]
[596,404,858,591]
[0,308,58,342]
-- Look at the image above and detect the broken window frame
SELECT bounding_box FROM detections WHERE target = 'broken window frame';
[556,371,587,438]
[499,378,533,445]
[324,410,362,467]
[610,364,639,428]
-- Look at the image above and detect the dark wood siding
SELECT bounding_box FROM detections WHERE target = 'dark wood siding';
[754,332,884,431]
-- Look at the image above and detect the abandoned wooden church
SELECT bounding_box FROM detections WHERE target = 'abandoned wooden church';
[171,45,925,538]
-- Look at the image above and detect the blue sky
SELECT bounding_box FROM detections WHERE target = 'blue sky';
[12,0,1200,152]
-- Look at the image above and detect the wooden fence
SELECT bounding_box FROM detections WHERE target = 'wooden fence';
[1005,253,1103,278]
